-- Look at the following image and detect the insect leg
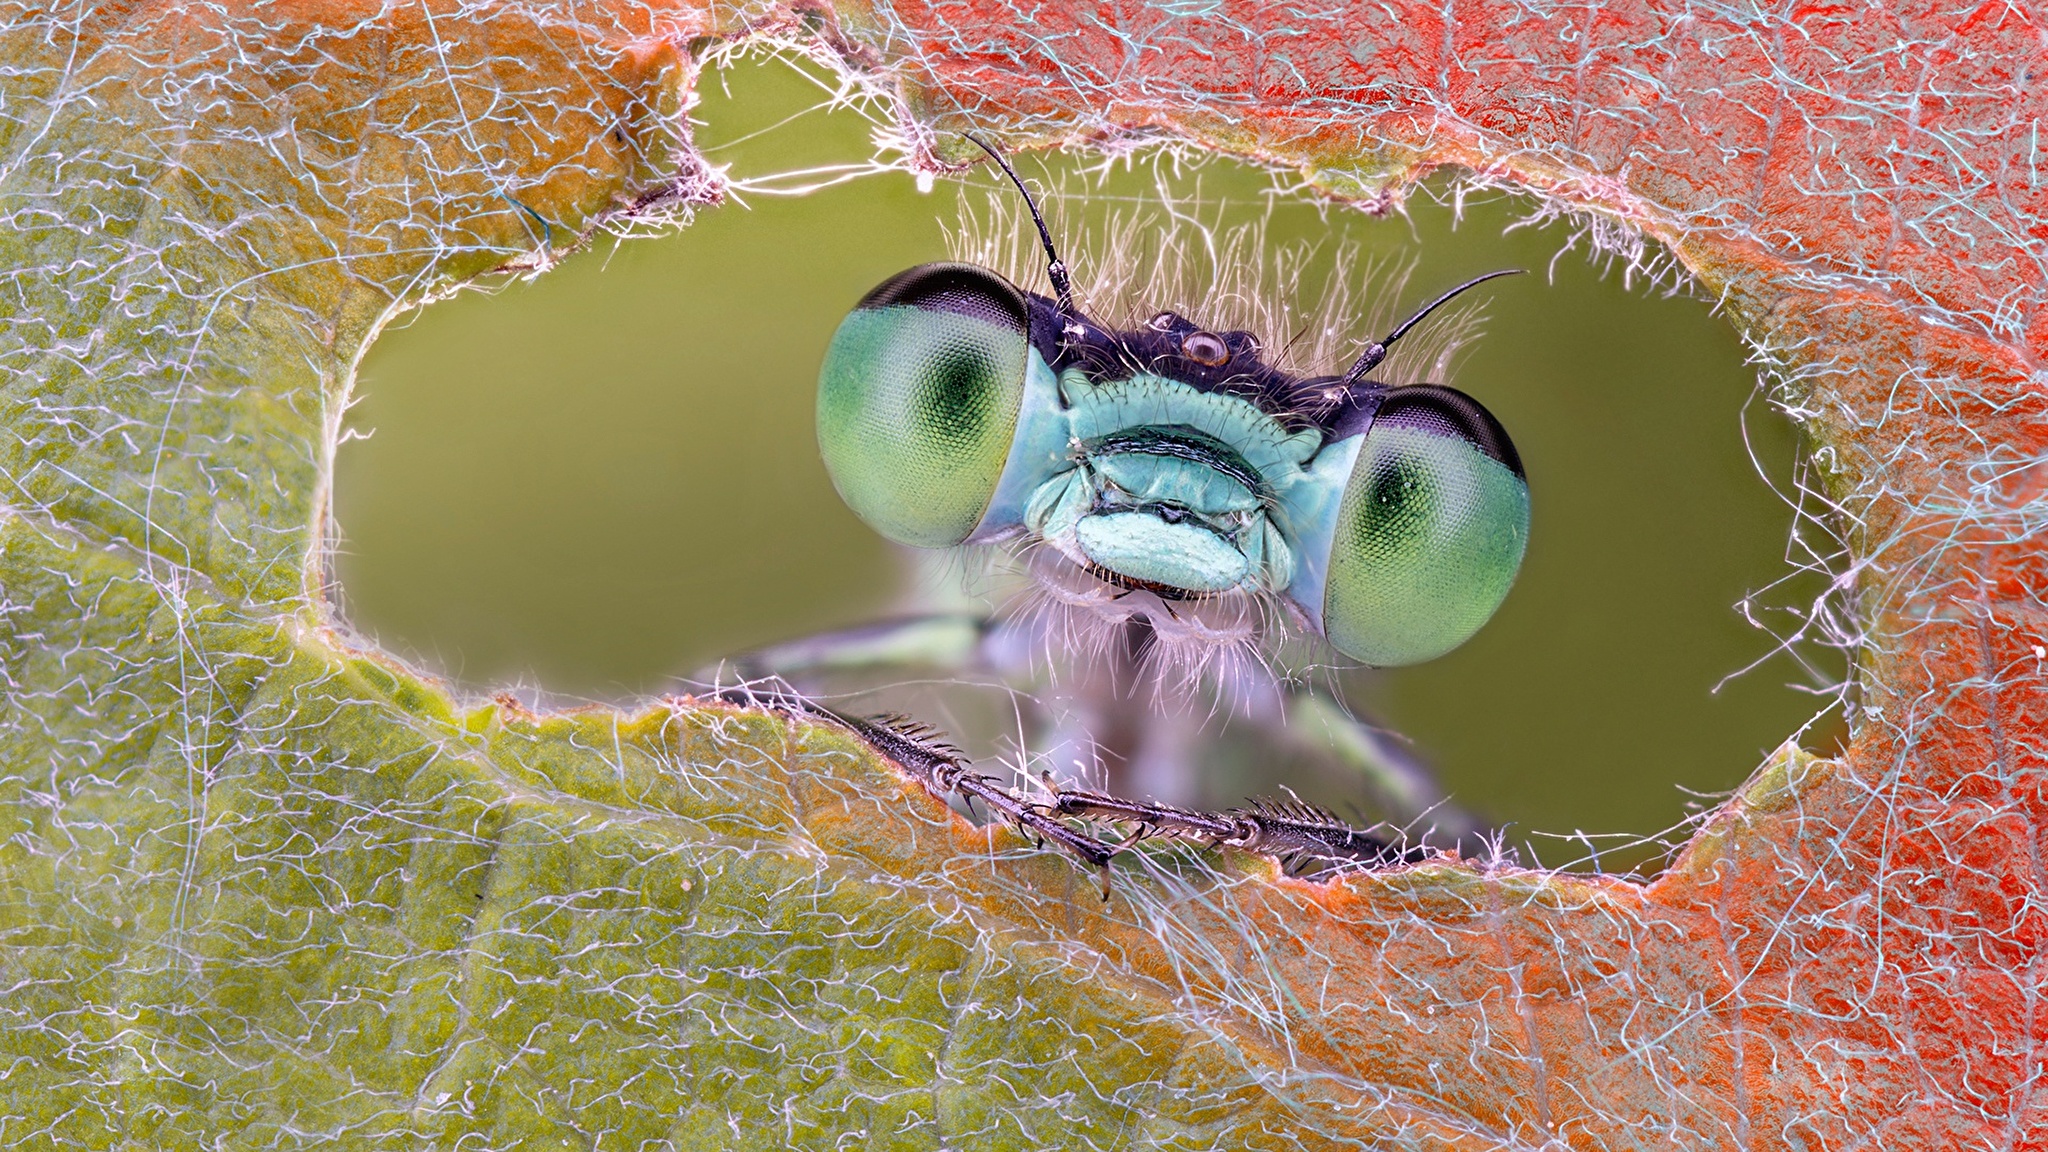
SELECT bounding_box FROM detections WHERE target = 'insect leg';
[1048,785,1432,871]
[712,682,1125,891]
[1042,786,1240,845]
[1223,798,1435,869]
[708,612,994,682]
[827,707,1122,871]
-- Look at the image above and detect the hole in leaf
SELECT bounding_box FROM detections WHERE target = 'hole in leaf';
[334,52,1846,874]
[334,57,939,693]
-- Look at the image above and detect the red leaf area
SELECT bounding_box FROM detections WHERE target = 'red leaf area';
[852,0,2048,1144]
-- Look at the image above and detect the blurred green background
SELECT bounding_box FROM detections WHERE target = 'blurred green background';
[335,53,1842,867]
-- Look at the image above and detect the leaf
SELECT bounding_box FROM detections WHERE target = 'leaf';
[1,4,2039,1151]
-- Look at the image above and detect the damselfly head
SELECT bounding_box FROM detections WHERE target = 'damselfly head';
[815,141,1531,680]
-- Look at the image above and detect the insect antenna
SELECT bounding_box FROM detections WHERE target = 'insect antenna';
[1341,268,1524,386]
[962,132,1076,316]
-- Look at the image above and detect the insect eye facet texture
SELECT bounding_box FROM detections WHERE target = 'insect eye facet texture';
[1322,386,1530,666]
[816,263,1031,547]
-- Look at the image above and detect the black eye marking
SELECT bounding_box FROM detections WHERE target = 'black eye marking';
[1376,386,1526,479]
[1358,454,1434,550]
[1181,330,1230,366]
[917,344,1001,442]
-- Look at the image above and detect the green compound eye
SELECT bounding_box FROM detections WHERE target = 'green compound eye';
[817,263,1032,548]
[1323,386,1530,666]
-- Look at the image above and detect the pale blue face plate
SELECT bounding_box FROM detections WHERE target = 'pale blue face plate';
[968,352,1355,612]
[1074,512,1250,592]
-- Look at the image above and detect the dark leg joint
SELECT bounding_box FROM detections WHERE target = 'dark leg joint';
[1046,788,1242,844]
[953,773,1120,871]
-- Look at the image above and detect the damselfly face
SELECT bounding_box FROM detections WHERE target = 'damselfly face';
[815,158,1529,674]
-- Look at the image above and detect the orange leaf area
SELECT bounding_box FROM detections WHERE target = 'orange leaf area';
[844,0,2048,1143]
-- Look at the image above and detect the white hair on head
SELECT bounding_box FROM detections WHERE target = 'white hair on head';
[946,166,1486,388]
